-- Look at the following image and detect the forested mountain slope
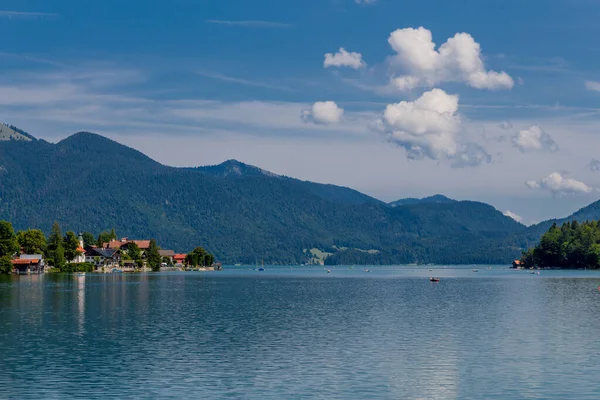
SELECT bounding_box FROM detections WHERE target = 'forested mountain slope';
[0,131,532,264]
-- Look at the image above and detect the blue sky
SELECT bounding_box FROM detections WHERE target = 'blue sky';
[2,0,600,224]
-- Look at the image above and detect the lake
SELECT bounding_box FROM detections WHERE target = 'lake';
[2,266,600,399]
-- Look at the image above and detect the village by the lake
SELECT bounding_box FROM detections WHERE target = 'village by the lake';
[0,221,220,275]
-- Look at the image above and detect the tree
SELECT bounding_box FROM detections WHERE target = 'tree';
[46,222,64,268]
[186,247,214,267]
[0,221,18,258]
[54,244,66,269]
[48,222,62,251]
[63,231,81,263]
[17,229,47,254]
[204,253,215,267]
[97,229,117,247]
[523,220,600,269]
[82,232,95,248]
[146,239,161,272]
[127,242,142,264]
[0,255,12,275]
[0,221,18,257]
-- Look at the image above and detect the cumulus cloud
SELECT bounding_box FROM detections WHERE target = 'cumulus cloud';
[585,80,600,92]
[503,210,523,223]
[375,88,490,167]
[388,27,514,91]
[498,121,513,130]
[324,48,366,69]
[526,172,593,195]
[511,125,559,153]
[301,101,344,125]
[451,142,491,168]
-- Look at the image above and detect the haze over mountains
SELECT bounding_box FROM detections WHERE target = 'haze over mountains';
[1,126,599,265]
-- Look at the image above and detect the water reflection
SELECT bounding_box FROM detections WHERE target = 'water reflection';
[76,274,85,335]
[1,270,600,399]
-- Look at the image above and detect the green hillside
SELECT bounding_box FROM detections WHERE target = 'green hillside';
[0,131,532,264]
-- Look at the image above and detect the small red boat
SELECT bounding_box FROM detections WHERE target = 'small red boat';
[429,277,440,282]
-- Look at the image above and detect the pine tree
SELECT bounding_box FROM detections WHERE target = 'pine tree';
[147,239,161,272]
[47,222,64,268]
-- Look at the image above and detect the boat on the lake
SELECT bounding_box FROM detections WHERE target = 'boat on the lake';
[472,269,479,272]
[364,269,371,272]
[429,277,440,282]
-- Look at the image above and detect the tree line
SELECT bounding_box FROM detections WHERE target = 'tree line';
[521,220,600,268]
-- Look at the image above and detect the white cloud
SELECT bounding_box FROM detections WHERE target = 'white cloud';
[511,125,559,153]
[526,172,593,195]
[195,70,293,91]
[388,27,514,91]
[302,101,344,125]
[498,121,513,130]
[324,48,366,69]
[585,80,600,92]
[375,88,490,166]
[451,142,491,168]
[503,210,523,223]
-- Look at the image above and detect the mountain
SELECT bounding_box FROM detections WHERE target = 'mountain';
[198,159,279,178]
[198,160,379,206]
[0,123,36,142]
[0,131,529,264]
[389,194,456,207]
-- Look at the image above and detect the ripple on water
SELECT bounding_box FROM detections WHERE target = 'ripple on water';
[1,270,600,399]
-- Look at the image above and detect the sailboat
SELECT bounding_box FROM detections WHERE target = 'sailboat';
[258,259,265,272]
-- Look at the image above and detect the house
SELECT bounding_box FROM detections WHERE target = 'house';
[512,260,524,269]
[104,238,151,254]
[121,260,137,272]
[158,250,175,263]
[85,247,121,269]
[12,254,44,274]
[174,254,186,266]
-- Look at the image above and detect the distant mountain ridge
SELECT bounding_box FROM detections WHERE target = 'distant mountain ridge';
[2,127,596,264]
[197,159,280,178]
[389,194,456,207]
[0,123,35,142]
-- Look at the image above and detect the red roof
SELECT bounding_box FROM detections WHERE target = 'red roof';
[132,240,151,249]
[12,259,40,265]
[174,254,186,261]
[104,240,152,250]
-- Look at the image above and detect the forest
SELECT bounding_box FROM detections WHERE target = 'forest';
[521,220,600,268]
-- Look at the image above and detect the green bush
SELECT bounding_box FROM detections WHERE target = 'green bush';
[59,262,95,273]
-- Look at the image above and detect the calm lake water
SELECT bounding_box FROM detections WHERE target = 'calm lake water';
[2,266,600,399]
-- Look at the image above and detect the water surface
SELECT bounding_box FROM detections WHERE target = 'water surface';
[1,266,600,399]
